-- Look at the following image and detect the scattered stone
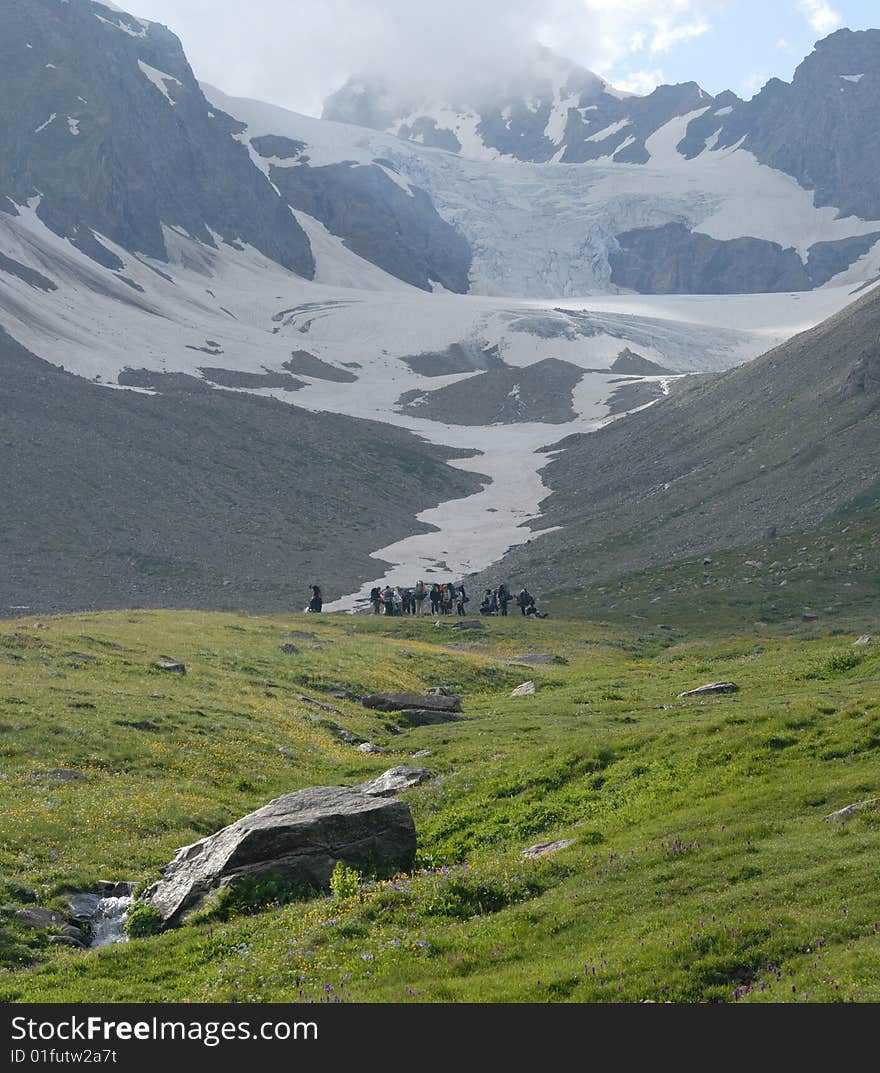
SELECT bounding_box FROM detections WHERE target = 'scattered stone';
[94,881,134,897]
[2,652,25,662]
[677,681,739,698]
[156,660,186,674]
[287,631,317,640]
[65,652,96,662]
[511,653,554,664]
[49,935,86,949]
[33,622,48,630]
[48,672,66,678]
[15,907,67,929]
[61,924,87,942]
[452,620,485,631]
[143,785,416,925]
[362,692,462,714]
[824,798,880,823]
[802,613,819,623]
[521,839,576,859]
[357,742,389,755]
[703,557,713,565]
[354,767,433,797]
[67,893,101,921]
[411,749,432,758]
[854,635,872,646]
[48,768,85,782]
[511,681,537,697]
[426,686,456,696]
[331,728,364,746]
[658,625,672,631]
[278,748,297,760]
[398,708,461,726]
[279,643,299,655]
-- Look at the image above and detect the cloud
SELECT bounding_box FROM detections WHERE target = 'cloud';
[650,16,710,54]
[614,68,667,94]
[129,0,723,114]
[797,0,843,35]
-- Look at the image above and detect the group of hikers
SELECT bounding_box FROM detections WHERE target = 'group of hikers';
[365,580,548,618]
[306,580,548,618]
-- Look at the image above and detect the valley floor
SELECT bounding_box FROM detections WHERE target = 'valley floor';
[1,598,878,1002]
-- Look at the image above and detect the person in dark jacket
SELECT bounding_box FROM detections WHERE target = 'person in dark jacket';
[456,584,468,616]
[370,586,382,614]
[497,582,510,616]
[308,585,323,612]
[429,583,441,615]
[518,588,531,615]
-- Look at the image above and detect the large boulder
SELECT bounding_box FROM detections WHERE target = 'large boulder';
[142,786,416,926]
[361,692,462,714]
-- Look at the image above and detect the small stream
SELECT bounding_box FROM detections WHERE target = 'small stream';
[68,885,134,947]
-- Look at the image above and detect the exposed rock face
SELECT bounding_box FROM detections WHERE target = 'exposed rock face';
[398,359,585,425]
[361,692,462,713]
[677,681,740,698]
[143,785,416,925]
[844,344,880,396]
[610,223,811,294]
[697,29,880,220]
[398,342,505,377]
[269,160,472,293]
[283,351,358,383]
[0,0,314,276]
[610,349,674,376]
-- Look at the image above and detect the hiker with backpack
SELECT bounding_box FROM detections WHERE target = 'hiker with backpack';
[456,583,468,616]
[307,584,323,613]
[429,583,441,615]
[370,586,382,614]
[518,587,531,616]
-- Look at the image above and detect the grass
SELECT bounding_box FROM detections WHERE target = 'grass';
[0,595,878,1003]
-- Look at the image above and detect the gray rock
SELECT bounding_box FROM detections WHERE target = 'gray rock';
[511,681,537,697]
[66,893,101,922]
[521,839,576,859]
[49,768,85,781]
[94,881,135,897]
[398,708,461,726]
[331,728,364,746]
[156,660,186,674]
[362,692,462,714]
[677,681,740,698]
[354,767,433,797]
[15,907,67,929]
[60,924,87,942]
[143,785,416,925]
[511,653,555,664]
[49,935,86,949]
[278,748,297,760]
[411,749,432,758]
[279,643,299,655]
[452,620,485,631]
[357,742,389,755]
[824,798,879,823]
[802,613,819,623]
[854,635,873,646]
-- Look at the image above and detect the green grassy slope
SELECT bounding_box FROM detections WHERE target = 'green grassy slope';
[0,599,878,1003]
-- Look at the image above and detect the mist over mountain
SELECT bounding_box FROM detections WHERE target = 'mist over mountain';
[1,0,878,615]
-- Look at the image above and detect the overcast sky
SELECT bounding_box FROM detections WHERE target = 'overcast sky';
[127,0,880,114]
